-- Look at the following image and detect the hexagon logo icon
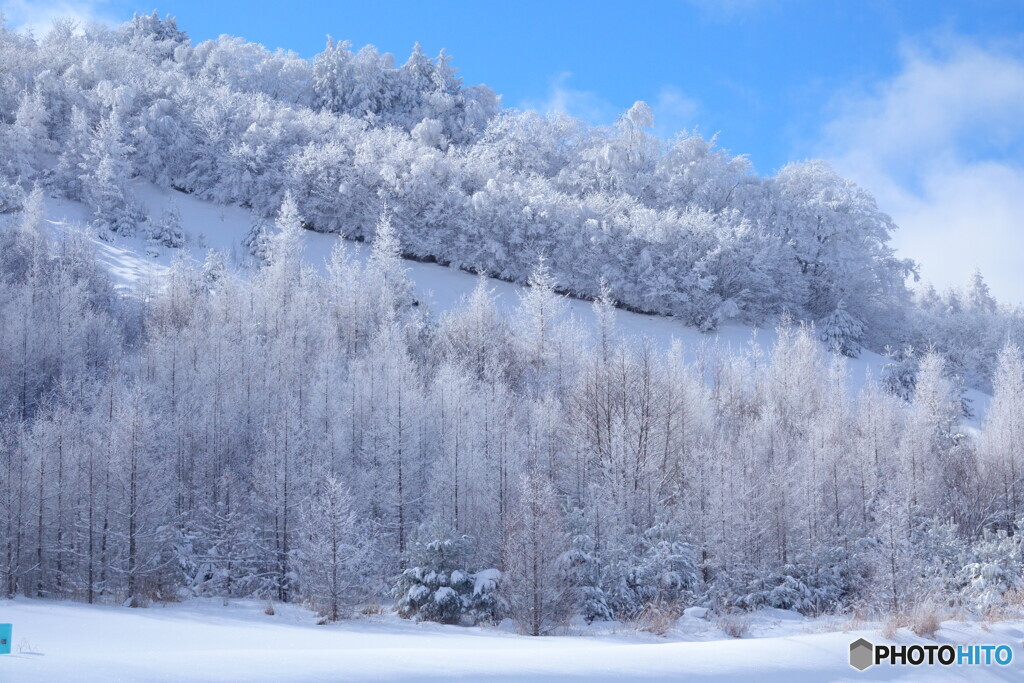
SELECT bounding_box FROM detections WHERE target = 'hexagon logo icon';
[849,638,874,671]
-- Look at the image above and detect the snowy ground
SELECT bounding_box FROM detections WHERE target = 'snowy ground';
[0,598,1021,681]
[35,181,992,425]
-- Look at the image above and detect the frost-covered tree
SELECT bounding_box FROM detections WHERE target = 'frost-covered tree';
[119,10,188,60]
[266,191,304,278]
[966,269,997,315]
[394,532,498,624]
[56,106,92,201]
[311,37,357,115]
[242,217,272,265]
[501,472,573,635]
[0,178,25,214]
[149,204,185,248]
[368,209,415,312]
[819,300,865,357]
[298,476,368,621]
[516,257,569,384]
[3,88,50,181]
[81,109,138,237]
[981,346,1024,519]
[958,527,1023,613]
[773,160,915,341]
[880,345,918,402]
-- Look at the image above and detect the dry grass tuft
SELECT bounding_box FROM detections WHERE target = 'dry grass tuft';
[360,601,385,616]
[717,614,751,638]
[634,601,684,636]
[909,607,941,639]
[881,614,901,639]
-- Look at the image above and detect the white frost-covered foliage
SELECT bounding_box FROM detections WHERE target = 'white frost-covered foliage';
[5,12,1024,627]
[819,300,865,357]
[395,533,500,624]
[0,177,24,213]
[599,524,699,619]
[5,11,1019,373]
[3,212,1024,622]
[734,548,856,616]
[149,204,185,248]
[298,477,372,621]
[80,110,139,237]
[310,38,495,143]
[881,345,919,402]
[958,528,1024,612]
[242,217,272,264]
[909,272,1024,393]
[501,473,574,635]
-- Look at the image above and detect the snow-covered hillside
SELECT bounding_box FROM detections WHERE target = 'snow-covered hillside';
[37,179,993,424]
[7,15,1024,673]
[2,599,1022,682]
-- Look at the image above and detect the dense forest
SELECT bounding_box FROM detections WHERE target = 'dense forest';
[2,13,1024,634]
[0,12,1019,382]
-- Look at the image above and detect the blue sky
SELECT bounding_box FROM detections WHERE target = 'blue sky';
[4,0,1024,302]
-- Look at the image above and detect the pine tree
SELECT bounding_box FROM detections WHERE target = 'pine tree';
[0,178,24,214]
[57,106,91,201]
[819,300,865,357]
[243,217,273,265]
[81,109,138,238]
[149,204,185,248]
[4,88,50,181]
[368,209,414,311]
[395,531,476,624]
[966,269,997,315]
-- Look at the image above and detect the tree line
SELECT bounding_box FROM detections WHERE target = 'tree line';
[2,195,1023,633]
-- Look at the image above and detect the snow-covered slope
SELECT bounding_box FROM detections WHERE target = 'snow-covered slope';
[36,180,992,424]
[1,599,1021,682]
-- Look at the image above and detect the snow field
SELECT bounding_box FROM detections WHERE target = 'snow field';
[2,599,1023,681]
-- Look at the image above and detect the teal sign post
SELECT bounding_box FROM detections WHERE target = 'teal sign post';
[0,623,10,654]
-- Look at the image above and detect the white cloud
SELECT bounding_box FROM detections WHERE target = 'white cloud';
[1,0,119,36]
[520,72,620,125]
[819,40,1024,304]
[522,74,699,137]
[652,85,700,138]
